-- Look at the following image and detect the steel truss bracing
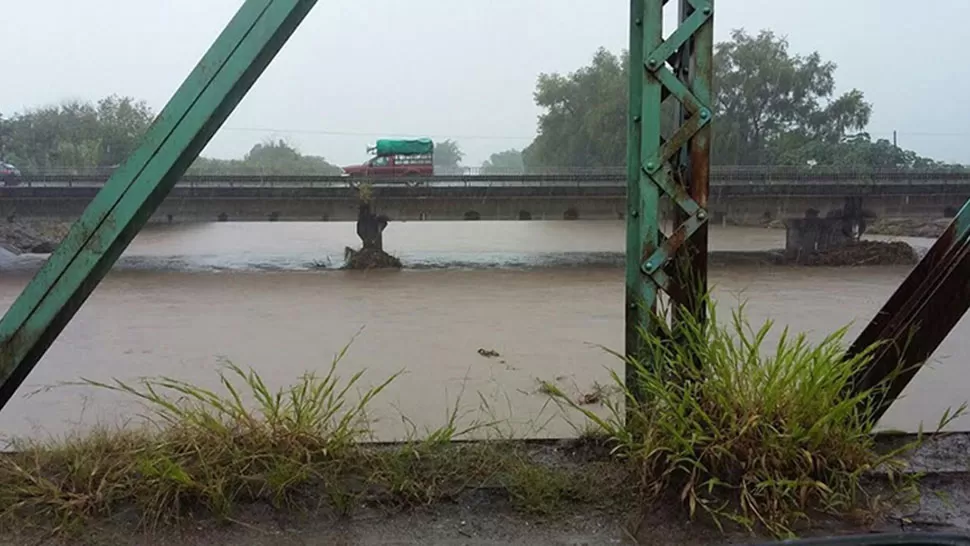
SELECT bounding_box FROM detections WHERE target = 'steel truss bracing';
[626,0,714,379]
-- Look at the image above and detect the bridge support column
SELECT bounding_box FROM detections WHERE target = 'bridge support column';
[839,196,867,238]
[785,217,853,259]
[356,202,388,251]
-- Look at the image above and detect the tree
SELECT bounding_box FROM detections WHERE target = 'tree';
[481,149,524,173]
[2,95,155,172]
[521,32,954,169]
[1,96,347,175]
[95,96,156,167]
[523,48,627,169]
[433,139,464,170]
[772,132,960,170]
[0,114,12,161]
[712,30,871,165]
[189,139,341,175]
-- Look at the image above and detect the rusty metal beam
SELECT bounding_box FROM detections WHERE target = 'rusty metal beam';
[847,199,970,422]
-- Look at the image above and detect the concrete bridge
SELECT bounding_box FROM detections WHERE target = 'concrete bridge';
[2,170,969,223]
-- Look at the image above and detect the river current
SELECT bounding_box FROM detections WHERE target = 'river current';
[0,222,963,439]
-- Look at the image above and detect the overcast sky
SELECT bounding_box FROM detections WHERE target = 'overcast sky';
[4,0,968,166]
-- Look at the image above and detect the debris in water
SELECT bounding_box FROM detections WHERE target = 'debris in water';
[477,348,500,358]
[867,217,951,238]
[343,247,402,270]
[578,382,618,406]
[796,241,918,266]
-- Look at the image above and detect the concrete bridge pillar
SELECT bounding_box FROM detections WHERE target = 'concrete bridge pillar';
[785,213,856,260]
[785,195,870,259]
[356,203,388,251]
[785,217,851,258]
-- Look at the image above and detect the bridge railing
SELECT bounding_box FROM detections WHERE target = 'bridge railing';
[9,166,970,189]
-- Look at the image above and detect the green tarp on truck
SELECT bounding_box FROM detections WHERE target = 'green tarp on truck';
[374,138,434,156]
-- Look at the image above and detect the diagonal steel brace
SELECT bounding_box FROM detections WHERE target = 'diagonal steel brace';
[847,199,970,423]
[0,0,320,411]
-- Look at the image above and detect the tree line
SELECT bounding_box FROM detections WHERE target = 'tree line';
[521,30,959,170]
[0,30,957,174]
[0,99,468,175]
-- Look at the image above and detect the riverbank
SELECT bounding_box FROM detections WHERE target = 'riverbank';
[3,435,969,546]
[0,356,968,546]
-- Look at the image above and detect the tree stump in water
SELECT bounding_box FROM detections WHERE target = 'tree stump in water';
[345,202,402,269]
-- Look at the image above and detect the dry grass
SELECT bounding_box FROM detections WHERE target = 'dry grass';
[0,346,624,535]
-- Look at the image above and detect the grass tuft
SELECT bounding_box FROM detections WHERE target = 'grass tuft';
[0,345,397,530]
[0,345,620,534]
[544,294,964,536]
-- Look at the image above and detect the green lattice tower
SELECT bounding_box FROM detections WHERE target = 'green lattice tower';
[626,0,714,382]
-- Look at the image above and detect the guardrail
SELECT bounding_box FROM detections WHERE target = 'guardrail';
[15,165,970,177]
[10,169,970,189]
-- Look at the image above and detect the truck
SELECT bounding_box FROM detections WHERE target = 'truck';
[341,138,434,178]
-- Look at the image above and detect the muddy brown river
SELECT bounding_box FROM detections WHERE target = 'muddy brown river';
[0,222,965,440]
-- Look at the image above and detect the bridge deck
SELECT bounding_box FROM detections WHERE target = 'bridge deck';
[3,173,969,223]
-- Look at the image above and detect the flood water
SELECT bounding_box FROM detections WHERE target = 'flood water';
[0,221,966,440]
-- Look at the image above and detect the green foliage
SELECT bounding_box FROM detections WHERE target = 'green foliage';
[0,114,14,162]
[774,132,965,170]
[189,139,342,175]
[525,32,956,169]
[0,345,391,528]
[713,30,871,165]
[481,149,524,173]
[0,100,341,176]
[524,48,627,169]
[544,295,964,536]
[1,96,155,172]
[433,139,464,169]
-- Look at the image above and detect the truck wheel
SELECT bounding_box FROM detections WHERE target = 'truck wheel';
[404,172,423,187]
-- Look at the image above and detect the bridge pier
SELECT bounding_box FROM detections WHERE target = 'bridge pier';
[785,197,867,259]
[785,217,853,258]
[356,202,388,251]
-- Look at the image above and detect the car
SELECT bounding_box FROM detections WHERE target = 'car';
[0,162,22,186]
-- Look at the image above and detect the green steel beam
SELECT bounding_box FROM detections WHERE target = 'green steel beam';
[626,0,650,377]
[626,1,713,385]
[0,0,319,409]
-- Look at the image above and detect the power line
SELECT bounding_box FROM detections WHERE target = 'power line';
[219,126,970,141]
[871,131,970,138]
[219,126,536,141]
